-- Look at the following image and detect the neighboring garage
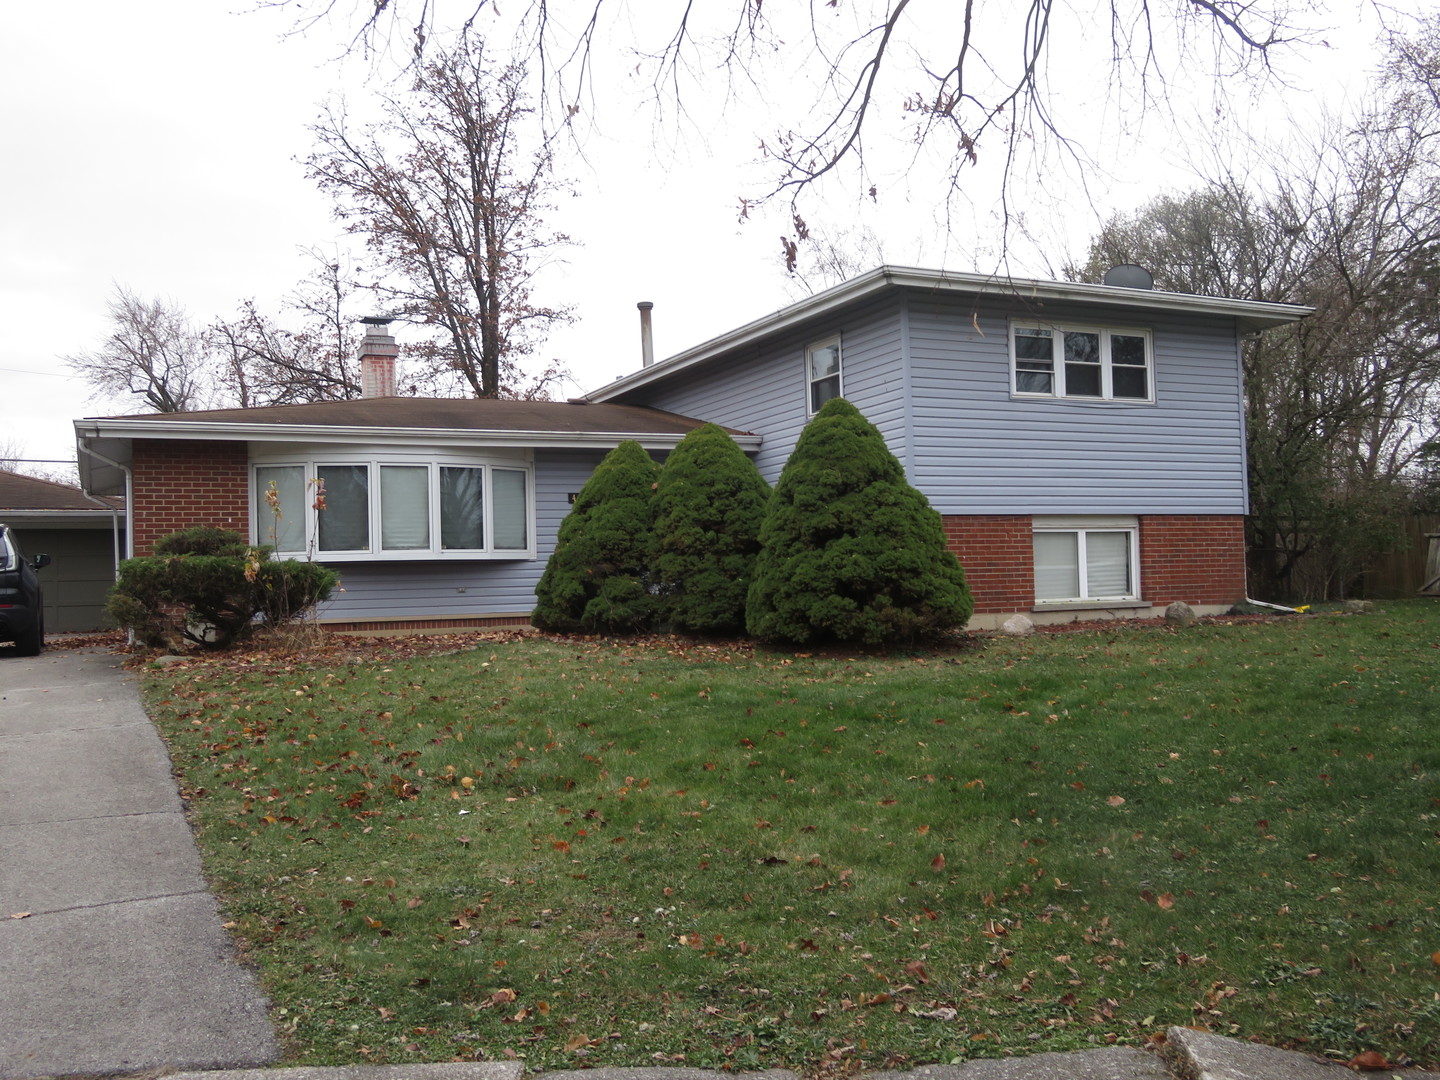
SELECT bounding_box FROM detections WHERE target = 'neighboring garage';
[0,472,125,633]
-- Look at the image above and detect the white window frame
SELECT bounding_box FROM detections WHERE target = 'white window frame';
[250,451,536,562]
[1032,515,1141,605]
[806,335,843,415]
[1009,321,1154,403]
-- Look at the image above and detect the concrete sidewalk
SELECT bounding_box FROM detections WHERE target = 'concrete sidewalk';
[160,1031,1369,1080]
[0,647,278,1079]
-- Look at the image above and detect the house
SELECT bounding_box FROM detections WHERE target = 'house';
[584,266,1309,628]
[0,470,125,632]
[74,266,1309,632]
[74,323,757,632]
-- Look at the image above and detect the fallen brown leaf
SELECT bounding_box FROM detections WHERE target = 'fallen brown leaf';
[1347,1050,1393,1071]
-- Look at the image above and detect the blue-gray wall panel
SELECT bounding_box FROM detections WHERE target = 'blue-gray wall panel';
[613,300,904,482]
[613,290,1247,516]
[902,296,1247,515]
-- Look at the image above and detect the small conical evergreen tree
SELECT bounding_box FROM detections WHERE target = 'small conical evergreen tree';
[532,440,660,633]
[746,397,973,646]
[652,423,771,635]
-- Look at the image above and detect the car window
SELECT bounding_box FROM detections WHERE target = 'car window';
[0,529,15,571]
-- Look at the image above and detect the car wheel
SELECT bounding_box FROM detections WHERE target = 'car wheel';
[15,616,41,657]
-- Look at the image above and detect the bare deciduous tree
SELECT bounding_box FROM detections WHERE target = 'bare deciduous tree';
[0,436,25,472]
[211,253,366,406]
[65,288,212,413]
[306,35,572,398]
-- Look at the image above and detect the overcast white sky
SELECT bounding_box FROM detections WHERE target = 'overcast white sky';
[0,0,1413,469]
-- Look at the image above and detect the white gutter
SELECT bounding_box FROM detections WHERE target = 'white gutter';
[585,264,1314,402]
[0,510,118,523]
[72,419,761,452]
[76,438,132,564]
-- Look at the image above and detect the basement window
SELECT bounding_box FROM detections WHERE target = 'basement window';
[1033,516,1140,604]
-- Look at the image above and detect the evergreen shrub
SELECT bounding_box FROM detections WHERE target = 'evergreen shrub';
[108,528,337,649]
[745,397,973,646]
[532,440,659,634]
[652,423,771,635]
[152,525,252,558]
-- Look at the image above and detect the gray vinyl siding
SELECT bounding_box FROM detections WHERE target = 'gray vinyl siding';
[313,448,604,620]
[612,299,905,482]
[617,291,1248,516]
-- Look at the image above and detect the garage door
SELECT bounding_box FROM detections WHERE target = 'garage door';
[17,528,120,633]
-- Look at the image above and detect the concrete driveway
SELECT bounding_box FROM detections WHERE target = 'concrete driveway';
[0,647,278,1079]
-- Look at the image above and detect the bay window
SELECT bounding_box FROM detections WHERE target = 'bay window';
[317,465,370,551]
[380,466,429,551]
[1033,517,1140,604]
[1012,323,1152,402]
[253,454,534,560]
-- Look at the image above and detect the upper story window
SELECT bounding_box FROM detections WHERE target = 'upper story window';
[807,336,842,413]
[1011,323,1152,402]
[253,453,534,562]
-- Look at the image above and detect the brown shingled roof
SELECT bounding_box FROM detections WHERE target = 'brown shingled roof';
[93,397,747,437]
[0,471,121,512]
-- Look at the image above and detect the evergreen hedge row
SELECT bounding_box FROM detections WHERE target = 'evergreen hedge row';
[534,402,972,647]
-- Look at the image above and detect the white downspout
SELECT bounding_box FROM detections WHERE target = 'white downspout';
[77,438,133,568]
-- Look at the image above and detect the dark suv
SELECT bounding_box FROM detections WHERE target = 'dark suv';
[0,524,50,656]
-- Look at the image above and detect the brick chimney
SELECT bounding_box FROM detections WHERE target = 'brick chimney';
[358,317,399,397]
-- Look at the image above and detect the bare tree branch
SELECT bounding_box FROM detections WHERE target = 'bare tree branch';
[264,0,1318,245]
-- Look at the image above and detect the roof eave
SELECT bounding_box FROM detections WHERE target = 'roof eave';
[73,418,762,452]
[585,264,1313,401]
[0,509,124,528]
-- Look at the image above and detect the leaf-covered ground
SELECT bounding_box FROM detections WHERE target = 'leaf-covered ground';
[139,604,1440,1074]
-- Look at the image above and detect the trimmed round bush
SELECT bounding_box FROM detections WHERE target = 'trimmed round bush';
[108,528,337,649]
[652,423,771,635]
[532,440,660,634]
[745,397,973,646]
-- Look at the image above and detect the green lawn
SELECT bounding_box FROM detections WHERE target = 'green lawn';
[141,602,1440,1073]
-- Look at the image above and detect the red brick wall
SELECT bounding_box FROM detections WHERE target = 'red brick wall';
[942,515,1034,613]
[131,440,249,555]
[1139,515,1248,606]
[941,513,1248,614]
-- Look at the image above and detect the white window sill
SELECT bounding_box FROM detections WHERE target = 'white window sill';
[271,550,536,563]
[1011,393,1156,406]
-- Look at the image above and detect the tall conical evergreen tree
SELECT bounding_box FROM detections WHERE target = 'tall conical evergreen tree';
[746,397,972,646]
[532,440,659,633]
[652,423,771,635]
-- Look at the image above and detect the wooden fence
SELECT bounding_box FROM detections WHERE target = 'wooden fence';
[1361,514,1440,598]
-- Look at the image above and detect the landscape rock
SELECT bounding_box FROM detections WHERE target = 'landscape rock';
[1000,614,1034,637]
[1342,599,1372,614]
[1164,601,1197,628]
[1164,1025,1357,1079]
